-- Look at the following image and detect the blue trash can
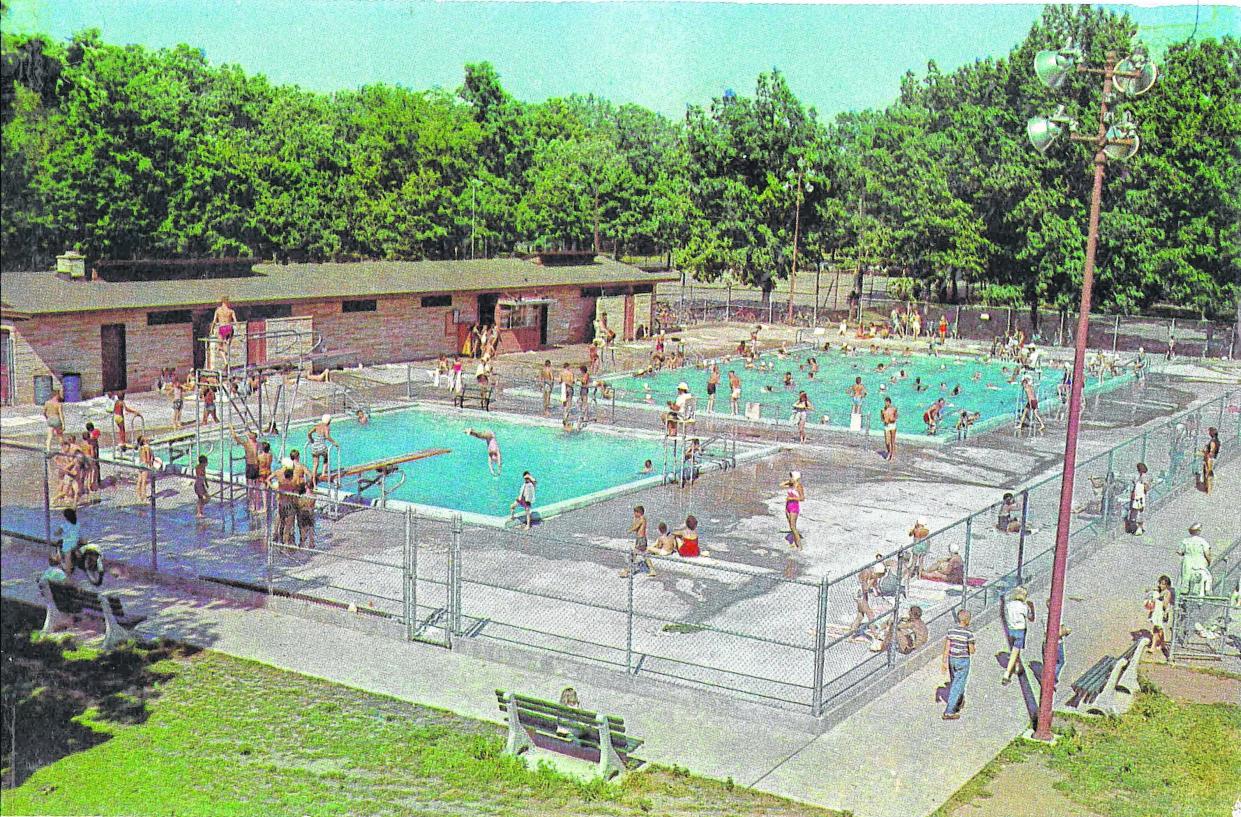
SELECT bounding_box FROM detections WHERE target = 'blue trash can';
[33,374,54,405]
[62,372,83,403]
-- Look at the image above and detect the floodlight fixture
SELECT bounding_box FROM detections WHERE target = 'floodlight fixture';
[1026,106,1078,154]
[1113,57,1158,97]
[1034,42,1081,90]
[1103,111,1140,161]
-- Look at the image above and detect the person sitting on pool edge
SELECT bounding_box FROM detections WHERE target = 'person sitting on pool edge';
[674,515,701,557]
[649,523,677,556]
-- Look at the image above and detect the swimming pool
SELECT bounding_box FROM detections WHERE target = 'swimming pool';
[603,346,1130,438]
[186,405,763,524]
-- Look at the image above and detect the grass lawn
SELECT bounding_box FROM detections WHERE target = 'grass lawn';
[933,673,1241,817]
[0,599,840,816]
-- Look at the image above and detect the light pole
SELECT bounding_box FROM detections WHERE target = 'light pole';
[1025,42,1156,743]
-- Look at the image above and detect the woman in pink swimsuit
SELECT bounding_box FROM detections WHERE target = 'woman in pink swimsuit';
[782,471,806,548]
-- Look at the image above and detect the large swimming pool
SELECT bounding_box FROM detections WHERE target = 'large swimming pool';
[604,346,1130,437]
[188,406,692,523]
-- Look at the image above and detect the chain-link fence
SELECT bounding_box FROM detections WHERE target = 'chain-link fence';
[3,386,1237,715]
[658,281,1238,360]
[1171,535,1241,661]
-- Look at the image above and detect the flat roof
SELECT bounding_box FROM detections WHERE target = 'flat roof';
[0,257,676,317]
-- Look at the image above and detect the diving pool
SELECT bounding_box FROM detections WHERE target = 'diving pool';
[188,405,755,524]
[604,346,1131,437]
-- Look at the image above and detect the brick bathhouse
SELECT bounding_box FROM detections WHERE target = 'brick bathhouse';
[0,252,674,405]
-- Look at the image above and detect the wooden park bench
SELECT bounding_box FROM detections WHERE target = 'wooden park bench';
[1058,636,1148,718]
[454,384,493,411]
[38,577,147,650]
[496,690,642,779]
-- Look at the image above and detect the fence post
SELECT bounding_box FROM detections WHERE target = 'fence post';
[149,467,158,572]
[41,452,52,546]
[768,297,774,325]
[963,518,974,610]
[886,563,903,669]
[404,507,415,641]
[1103,449,1116,530]
[451,514,463,637]
[811,575,829,716]
[725,285,731,322]
[1015,493,1029,585]
[264,489,274,596]
[1111,314,1120,353]
[1140,430,1148,465]
[625,558,635,673]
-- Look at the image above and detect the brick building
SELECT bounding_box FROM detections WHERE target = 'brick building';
[0,254,673,405]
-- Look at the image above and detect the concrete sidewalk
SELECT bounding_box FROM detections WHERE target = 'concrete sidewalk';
[3,462,1236,817]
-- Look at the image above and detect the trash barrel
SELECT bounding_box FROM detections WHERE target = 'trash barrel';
[33,374,54,405]
[62,372,83,403]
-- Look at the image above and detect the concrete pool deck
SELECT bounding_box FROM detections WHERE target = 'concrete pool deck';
[4,456,1236,817]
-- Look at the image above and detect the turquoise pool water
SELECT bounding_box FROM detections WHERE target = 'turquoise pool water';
[195,407,668,518]
[605,347,1128,436]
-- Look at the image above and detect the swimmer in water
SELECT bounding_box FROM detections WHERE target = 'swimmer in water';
[464,428,502,475]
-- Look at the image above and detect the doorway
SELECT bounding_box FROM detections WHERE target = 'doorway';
[192,311,212,370]
[101,323,127,392]
[0,329,12,405]
[477,293,499,327]
[538,304,549,346]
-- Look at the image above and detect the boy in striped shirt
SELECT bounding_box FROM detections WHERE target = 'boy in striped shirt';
[942,609,976,720]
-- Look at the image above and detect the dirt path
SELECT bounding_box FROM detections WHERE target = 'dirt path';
[945,755,1102,817]
[1140,662,1241,705]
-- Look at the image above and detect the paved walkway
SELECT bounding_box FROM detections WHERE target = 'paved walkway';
[3,463,1236,817]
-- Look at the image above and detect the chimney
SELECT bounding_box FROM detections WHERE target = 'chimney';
[56,250,87,280]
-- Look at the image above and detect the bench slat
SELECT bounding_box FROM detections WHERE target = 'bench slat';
[495,690,624,726]
[1071,656,1117,695]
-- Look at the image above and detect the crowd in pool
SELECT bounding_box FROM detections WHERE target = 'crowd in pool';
[613,319,1154,450]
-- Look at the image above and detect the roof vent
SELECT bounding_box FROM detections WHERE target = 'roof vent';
[56,250,87,279]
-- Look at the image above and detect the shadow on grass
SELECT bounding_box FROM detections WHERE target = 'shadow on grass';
[1,598,200,789]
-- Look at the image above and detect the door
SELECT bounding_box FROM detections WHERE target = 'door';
[192,311,213,371]
[101,323,127,392]
[0,329,11,405]
[247,319,267,366]
[538,304,549,347]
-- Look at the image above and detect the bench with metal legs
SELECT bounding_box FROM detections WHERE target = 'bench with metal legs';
[38,577,147,650]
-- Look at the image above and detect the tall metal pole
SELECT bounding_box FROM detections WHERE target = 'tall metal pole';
[1034,52,1115,743]
[786,167,803,324]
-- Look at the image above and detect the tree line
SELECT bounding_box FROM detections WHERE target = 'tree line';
[1,5,1237,319]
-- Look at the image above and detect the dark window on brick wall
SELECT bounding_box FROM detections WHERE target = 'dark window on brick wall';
[236,304,293,320]
[147,309,193,326]
[420,295,452,308]
[602,286,628,297]
[342,299,377,313]
[633,284,654,294]
[580,287,603,298]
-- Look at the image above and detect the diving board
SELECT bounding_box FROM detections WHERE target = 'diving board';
[318,448,450,516]
[336,448,451,478]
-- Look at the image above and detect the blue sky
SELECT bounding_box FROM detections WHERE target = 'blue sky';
[5,1,1235,118]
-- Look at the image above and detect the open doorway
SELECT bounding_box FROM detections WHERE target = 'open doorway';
[101,323,127,392]
[477,293,499,327]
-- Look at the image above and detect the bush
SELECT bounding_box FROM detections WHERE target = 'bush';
[976,284,1025,308]
[887,277,918,303]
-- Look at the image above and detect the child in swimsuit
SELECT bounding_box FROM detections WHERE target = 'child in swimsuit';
[676,514,701,558]
[194,455,209,517]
